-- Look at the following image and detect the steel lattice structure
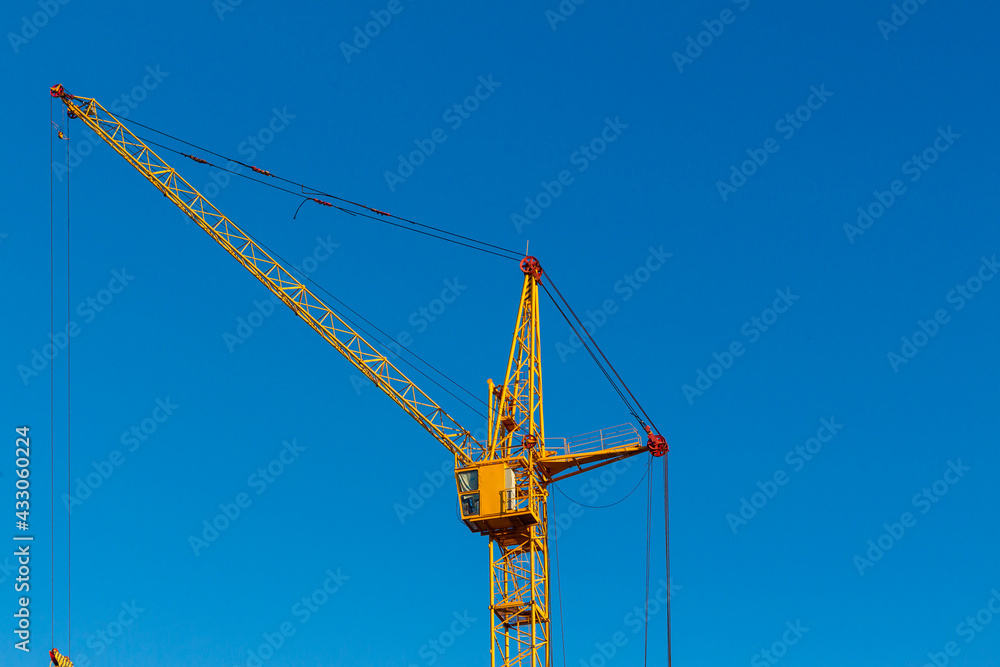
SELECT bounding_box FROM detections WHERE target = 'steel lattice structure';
[50,84,664,667]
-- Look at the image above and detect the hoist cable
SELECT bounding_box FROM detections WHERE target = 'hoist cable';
[538,281,639,423]
[664,455,673,667]
[250,237,489,420]
[120,118,663,438]
[551,458,652,509]
[108,123,490,416]
[551,494,567,667]
[644,458,653,666]
[136,135,521,262]
[57,95,673,667]
[120,121,522,260]
[65,118,72,656]
[544,272,661,436]
[49,98,55,654]
[79,122,491,427]
[254,234,487,412]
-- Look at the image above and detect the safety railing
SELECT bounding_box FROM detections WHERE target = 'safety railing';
[543,423,641,456]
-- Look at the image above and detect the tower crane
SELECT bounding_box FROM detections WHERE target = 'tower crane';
[49,84,668,667]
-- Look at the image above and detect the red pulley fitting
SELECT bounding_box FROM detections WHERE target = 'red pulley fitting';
[520,256,542,280]
[647,434,668,457]
[50,84,65,98]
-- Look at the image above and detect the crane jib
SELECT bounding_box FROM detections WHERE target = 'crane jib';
[48,83,669,667]
[49,83,477,470]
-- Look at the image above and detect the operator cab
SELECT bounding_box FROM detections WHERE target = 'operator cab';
[455,462,538,534]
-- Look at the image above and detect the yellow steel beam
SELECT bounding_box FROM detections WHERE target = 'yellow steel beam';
[49,648,74,666]
[538,444,649,483]
[50,85,662,667]
[49,85,478,467]
[488,260,549,667]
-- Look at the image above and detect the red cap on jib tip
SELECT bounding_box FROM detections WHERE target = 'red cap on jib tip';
[647,434,668,457]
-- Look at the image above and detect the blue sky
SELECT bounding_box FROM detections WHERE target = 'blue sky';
[2,1,999,665]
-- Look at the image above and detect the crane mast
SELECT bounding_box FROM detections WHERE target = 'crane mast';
[50,84,666,667]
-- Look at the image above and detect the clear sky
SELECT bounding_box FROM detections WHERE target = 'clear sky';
[2,1,999,666]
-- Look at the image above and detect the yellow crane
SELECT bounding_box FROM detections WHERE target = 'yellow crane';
[49,84,668,667]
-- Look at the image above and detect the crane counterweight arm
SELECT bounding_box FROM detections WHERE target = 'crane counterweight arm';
[49,84,478,467]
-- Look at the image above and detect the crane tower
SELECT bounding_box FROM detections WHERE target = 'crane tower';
[49,84,668,667]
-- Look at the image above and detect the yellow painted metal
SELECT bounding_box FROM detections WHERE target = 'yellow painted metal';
[49,85,477,468]
[456,458,538,535]
[49,648,74,666]
[479,463,510,515]
[483,270,550,667]
[484,272,651,667]
[51,85,657,667]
